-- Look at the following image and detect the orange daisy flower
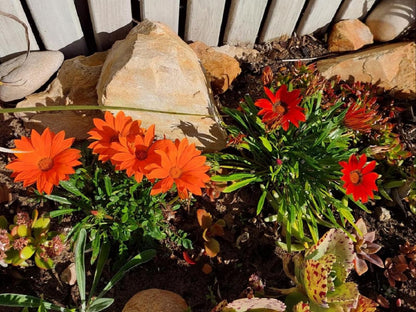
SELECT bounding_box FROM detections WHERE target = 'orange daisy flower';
[6,128,81,194]
[344,100,379,133]
[255,85,305,131]
[110,124,169,183]
[146,138,210,199]
[339,154,378,203]
[88,111,143,163]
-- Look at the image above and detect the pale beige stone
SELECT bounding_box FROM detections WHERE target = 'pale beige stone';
[0,51,64,102]
[189,41,241,94]
[317,42,416,99]
[211,44,259,60]
[365,0,416,42]
[97,20,227,152]
[122,289,188,312]
[60,263,76,286]
[15,52,107,139]
[328,19,373,52]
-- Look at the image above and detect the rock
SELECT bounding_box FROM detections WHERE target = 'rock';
[15,52,107,140]
[60,263,76,286]
[211,44,259,60]
[375,207,391,221]
[97,20,227,152]
[365,0,416,42]
[317,42,416,99]
[328,19,373,52]
[0,51,64,102]
[189,41,241,94]
[122,288,188,312]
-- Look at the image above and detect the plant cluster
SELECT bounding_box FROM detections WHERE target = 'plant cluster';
[0,210,64,269]
[384,240,416,288]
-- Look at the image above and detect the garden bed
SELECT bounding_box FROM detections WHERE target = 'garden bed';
[0,33,416,312]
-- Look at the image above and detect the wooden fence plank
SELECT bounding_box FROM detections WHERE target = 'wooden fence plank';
[88,0,133,51]
[259,0,306,42]
[296,0,343,36]
[0,0,39,62]
[25,0,88,58]
[335,0,377,21]
[223,0,268,47]
[140,0,180,33]
[184,0,226,46]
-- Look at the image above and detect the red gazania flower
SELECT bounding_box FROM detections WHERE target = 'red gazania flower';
[110,124,169,183]
[339,154,378,203]
[88,111,143,163]
[6,128,81,194]
[146,138,210,199]
[344,100,379,133]
[255,85,305,131]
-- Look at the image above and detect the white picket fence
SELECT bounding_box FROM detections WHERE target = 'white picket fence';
[0,0,379,62]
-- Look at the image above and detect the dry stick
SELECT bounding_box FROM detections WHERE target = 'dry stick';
[0,10,31,86]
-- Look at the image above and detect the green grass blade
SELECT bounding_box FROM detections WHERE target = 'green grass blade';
[75,228,87,312]
[0,294,73,311]
[88,242,111,302]
[86,298,114,312]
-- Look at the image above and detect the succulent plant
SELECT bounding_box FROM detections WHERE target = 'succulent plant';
[384,254,408,287]
[276,228,378,311]
[0,210,65,269]
[352,218,384,276]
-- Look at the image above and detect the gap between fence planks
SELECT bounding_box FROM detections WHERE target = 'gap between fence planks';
[296,0,343,36]
[223,0,268,47]
[25,0,88,58]
[259,0,306,42]
[88,0,133,51]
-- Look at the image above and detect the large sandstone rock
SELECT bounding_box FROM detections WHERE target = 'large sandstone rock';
[15,52,107,139]
[328,19,373,52]
[97,20,227,152]
[365,0,416,42]
[317,42,416,99]
[189,41,241,94]
[122,289,188,312]
[0,51,64,102]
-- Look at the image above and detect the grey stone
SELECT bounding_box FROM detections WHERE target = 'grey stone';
[0,51,64,102]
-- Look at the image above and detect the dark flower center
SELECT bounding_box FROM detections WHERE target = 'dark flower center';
[272,100,287,114]
[169,167,182,179]
[135,149,148,160]
[349,170,362,185]
[38,158,54,171]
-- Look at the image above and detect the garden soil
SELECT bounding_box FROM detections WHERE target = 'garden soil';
[1,32,416,312]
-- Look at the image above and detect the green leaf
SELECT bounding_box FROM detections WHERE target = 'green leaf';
[87,298,114,312]
[257,189,268,215]
[32,217,50,239]
[89,242,110,302]
[211,173,255,182]
[35,252,54,270]
[75,228,87,311]
[43,195,72,205]
[48,209,78,218]
[17,225,30,237]
[103,176,112,197]
[0,293,72,311]
[384,180,406,189]
[0,215,8,229]
[19,245,36,260]
[259,136,273,152]
[97,249,156,299]
[90,233,102,265]
[222,177,258,193]
[59,180,90,202]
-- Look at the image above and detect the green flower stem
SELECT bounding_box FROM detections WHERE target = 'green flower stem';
[0,105,213,117]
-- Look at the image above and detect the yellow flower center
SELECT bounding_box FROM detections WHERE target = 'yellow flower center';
[38,157,54,171]
[349,170,362,185]
[272,100,287,114]
[169,167,182,179]
[135,149,148,160]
